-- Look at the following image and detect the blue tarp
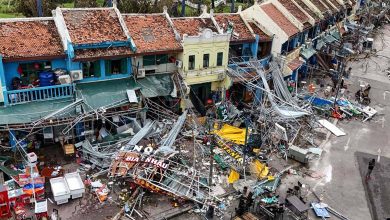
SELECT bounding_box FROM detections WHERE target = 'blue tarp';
[305,96,333,106]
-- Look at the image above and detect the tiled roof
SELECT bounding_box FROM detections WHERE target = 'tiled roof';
[328,0,343,8]
[172,17,218,37]
[293,0,321,21]
[261,3,299,37]
[287,58,304,71]
[248,22,272,41]
[310,0,328,13]
[0,19,64,61]
[278,0,310,24]
[214,14,255,43]
[73,46,133,61]
[123,14,182,54]
[320,0,338,13]
[62,8,127,45]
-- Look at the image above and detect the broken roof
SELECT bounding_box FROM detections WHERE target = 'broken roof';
[248,21,272,41]
[287,58,304,71]
[278,0,310,24]
[327,0,344,9]
[293,0,321,22]
[123,14,182,54]
[0,19,64,61]
[73,46,133,61]
[172,17,218,37]
[214,14,255,43]
[310,0,329,13]
[61,8,127,45]
[261,3,299,37]
[319,0,338,13]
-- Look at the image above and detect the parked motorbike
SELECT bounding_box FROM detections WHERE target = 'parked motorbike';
[355,84,371,105]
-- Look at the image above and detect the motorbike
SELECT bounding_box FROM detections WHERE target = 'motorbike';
[355,84,371,105]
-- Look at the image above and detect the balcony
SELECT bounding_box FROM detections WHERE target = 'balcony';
[5,84,74,106]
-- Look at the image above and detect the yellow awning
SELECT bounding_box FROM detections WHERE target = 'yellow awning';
[213,124,247,145]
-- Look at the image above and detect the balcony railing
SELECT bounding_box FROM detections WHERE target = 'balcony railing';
[5,84,74,105]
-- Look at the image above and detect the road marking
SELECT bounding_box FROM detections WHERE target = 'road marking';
[344,137,351,151]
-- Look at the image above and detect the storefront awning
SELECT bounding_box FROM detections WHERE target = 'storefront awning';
[283,58,305,77]
[137,74,174,98]
[300,47,317,60]
[0,98,75,125]
[76,78,138,111]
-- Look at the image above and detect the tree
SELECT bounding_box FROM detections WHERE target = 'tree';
[74,0,98,7]
[117,0,174,13]
[14,0,64,17]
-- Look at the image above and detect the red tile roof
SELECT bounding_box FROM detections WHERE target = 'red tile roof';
[74,46,133,61]
[310,0,329,13]
[320,0,338,13]
[0,19,64,61]
[287,58,304,71]
[248,22,272,41]
[123,14,182,54]
[172,17,218,37]
[214,14,255,43]
[261,4,299,37]
[278,0,310,24]
[62,8,127,45]
[294,0,321,21]
[328,0,343,8]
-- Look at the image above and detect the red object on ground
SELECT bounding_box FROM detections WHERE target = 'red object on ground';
[0,186,11,218]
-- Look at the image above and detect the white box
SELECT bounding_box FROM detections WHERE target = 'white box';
[64,172,85,199]
[50,177,71,205]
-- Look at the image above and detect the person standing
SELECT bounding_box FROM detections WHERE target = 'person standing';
[366,159,376,180]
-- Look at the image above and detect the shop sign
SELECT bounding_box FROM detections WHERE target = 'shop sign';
[124,156,169,169]
[132,145,155,155]
[216,139,243,163]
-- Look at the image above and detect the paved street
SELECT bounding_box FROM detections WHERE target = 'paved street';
[303,25,390,220]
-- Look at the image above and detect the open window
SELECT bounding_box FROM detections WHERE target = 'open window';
[217,52,223,66]
[82,61,101,78]
[188,55,195,70]
[105,58,127,75]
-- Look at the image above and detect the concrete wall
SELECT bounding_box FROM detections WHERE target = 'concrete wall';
[132,53,178,74]
[242,4,289,56]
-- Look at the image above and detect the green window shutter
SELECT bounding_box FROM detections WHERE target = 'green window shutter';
[143,55,155,66]
[105,60,111,75]
[121,59,127,74]
[94,61,101,77]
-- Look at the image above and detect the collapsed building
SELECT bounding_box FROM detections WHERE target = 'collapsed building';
[0,0,388,219]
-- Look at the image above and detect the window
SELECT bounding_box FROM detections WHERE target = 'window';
[82,61,101,78]
[188,55,195,70]
[105,58,127,75]
[143,54,168,66]
[217,52,223,66]
[203,54,209,68]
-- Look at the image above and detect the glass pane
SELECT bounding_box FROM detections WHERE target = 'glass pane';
[156,54,168,64]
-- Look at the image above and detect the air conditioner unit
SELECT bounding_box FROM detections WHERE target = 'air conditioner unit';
[137,68,146,78]
[70,70,83,81]
[175,60,183,68]
[58,75,71,84]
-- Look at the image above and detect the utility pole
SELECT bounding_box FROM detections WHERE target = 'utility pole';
[243,117,249,182]
[208,135,214,187]
[182,0,186,17]
[211,0,215,9]
[37,0,43,17]
[231,0,235,13]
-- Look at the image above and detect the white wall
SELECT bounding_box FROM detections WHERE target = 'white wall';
[242,4,289,56]
[0,80,3,103]
[132,54,178,74]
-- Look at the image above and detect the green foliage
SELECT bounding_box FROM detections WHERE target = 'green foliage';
[117,0,175,14]
[74,0,97,7]
[13,0,65,17]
